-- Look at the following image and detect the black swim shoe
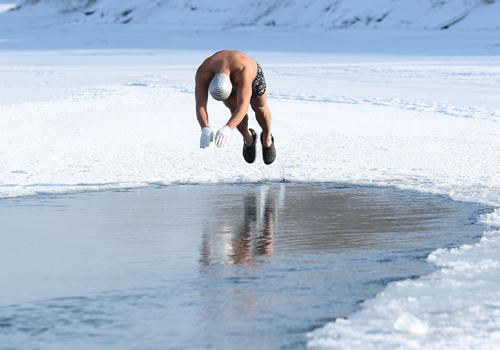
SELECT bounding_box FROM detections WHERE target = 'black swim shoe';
[260,132,276,165]
[243,128,257,163]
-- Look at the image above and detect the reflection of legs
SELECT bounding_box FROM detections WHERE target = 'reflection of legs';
[224,96,253,146]
[255,189,275,256]
[230,192,257,264]
[251,93,272,147]
[244,193,257,225]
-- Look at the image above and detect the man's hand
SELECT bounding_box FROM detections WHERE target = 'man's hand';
[215,126,233,148]
[200,127,214,148]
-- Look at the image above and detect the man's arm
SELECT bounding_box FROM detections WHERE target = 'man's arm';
[213,71,252,147]
[225,72,252,129]
[195,66,215,148]
[195,67,210,128]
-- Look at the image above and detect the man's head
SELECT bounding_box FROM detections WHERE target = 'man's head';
[208,73,232,101]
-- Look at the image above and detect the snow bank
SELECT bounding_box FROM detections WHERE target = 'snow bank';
[5,0,500,30]
[1,49,499,203]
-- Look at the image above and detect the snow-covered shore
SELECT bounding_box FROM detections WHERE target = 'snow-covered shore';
[1,45,499,203]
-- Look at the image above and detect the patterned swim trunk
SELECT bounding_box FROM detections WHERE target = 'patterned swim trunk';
[230,63,267,99]
[251,64,266,98]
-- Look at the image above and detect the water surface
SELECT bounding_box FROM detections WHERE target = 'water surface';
[0,184,489,349]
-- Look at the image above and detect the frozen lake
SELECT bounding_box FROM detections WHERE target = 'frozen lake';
[0,184,489,349]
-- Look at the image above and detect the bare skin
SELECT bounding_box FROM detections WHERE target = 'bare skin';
[195,50,273,147]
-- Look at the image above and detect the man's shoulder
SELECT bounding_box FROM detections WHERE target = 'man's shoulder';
[195,64,212,83]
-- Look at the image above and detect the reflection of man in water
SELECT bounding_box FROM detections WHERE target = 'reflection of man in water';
[195,50,276,165]
[231,193,274,264]
[200,189,276,266]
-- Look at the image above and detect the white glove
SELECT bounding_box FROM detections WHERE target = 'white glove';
[215,125,233,148]
[200,127,214,148]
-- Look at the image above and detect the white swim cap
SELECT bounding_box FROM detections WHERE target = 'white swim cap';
[208,73,232,101]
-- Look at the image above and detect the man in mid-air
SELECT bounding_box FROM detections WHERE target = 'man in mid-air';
[195,50,276,165]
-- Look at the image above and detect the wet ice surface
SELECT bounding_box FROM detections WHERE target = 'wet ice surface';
[0,184,489,350]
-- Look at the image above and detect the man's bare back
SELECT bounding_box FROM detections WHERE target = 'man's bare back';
[197,50,257,87]
[195,50,276,165]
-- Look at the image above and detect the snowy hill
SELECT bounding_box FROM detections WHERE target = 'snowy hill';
[5,0,500,30]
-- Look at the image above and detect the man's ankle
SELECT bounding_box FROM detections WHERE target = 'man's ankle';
[244,129,254,146]
[262,131,272,147]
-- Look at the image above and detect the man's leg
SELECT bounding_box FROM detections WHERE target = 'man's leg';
[224,96,253,146]
[250,93,272,147]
